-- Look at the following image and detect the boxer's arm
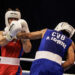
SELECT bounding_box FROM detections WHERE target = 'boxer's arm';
[18,19,32,53]
[17,28,47,40]
[62,42,75,71]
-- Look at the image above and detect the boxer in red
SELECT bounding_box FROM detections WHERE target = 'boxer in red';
[0,9,32,75]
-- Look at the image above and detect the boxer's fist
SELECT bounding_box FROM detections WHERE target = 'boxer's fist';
[5,21,22,41]
[18,19,30,33]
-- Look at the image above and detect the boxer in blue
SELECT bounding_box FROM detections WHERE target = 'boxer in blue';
[17,22,75,75]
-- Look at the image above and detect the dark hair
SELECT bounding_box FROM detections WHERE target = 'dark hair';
[61,30,70,38]
[7,8,12,11]
[7,8,20,12]
[15,8,20,12]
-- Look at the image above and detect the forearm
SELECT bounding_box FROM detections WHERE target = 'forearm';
[21,39,32,53]
[17,31,42,40]
[18,32,31,39]
[62,60,74,71]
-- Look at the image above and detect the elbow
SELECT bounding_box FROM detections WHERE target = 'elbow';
[0,42,5,46]
[68,60,74,65]
[70,61,74,65]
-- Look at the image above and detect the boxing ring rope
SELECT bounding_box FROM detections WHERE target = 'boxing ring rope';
[22,70,75,75]
[20,58,34,62]
[20,58,75,64]
[20,58,75,75]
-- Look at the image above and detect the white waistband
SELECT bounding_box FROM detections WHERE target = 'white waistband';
[35,51,62,65]
[0,57,20,65]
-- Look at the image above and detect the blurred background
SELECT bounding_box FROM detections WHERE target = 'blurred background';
[0,0,75,74]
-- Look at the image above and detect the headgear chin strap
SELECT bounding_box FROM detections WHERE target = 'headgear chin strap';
[54,22,75,38]
[5,10,21,27]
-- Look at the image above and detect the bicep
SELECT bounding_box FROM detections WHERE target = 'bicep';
[30,31,43,39]
[31,28,47,39]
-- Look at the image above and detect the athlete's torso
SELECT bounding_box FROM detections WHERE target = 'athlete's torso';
[38,29,72,58]
[1,40,23,58]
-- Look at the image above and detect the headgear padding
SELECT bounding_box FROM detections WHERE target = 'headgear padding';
[5,10,21,27]
[54,22,75,38]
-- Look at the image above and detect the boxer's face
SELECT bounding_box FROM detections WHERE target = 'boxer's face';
[8,18,18,25]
